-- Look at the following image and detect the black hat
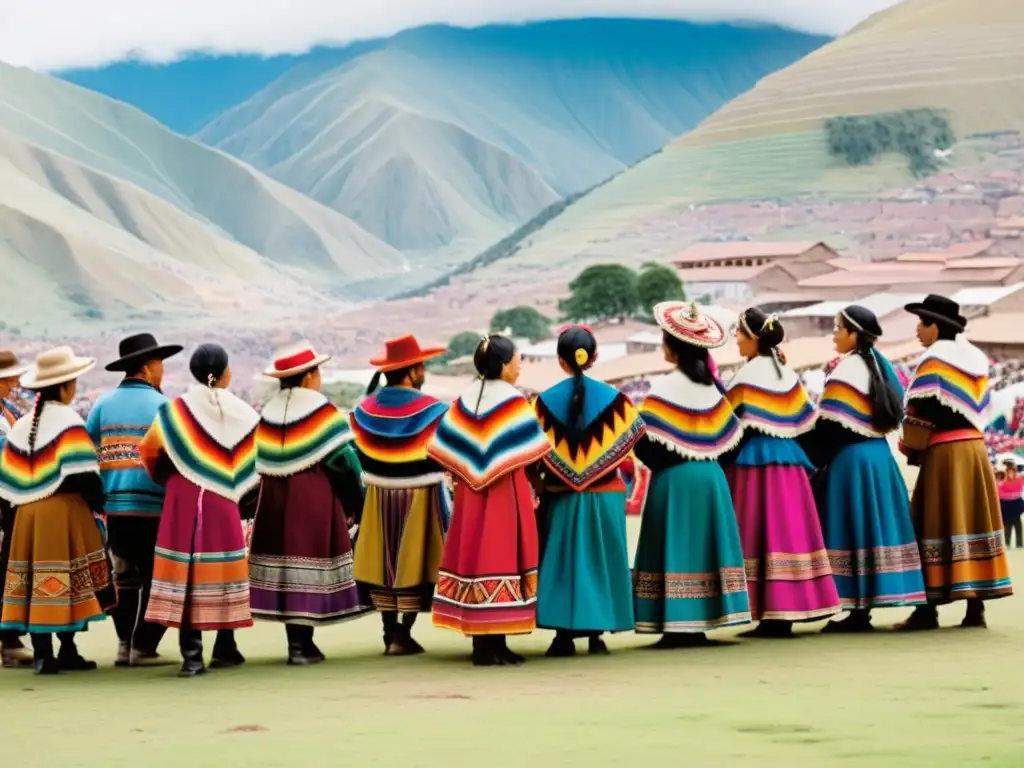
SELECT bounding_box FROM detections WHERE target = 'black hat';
[904,294,966,332]
[840,305,884,338]
[106,333,183,373]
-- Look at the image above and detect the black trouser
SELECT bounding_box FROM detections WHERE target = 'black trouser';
[0,505,22,649]
[1005,515,1024,548]
[107,516,166,654]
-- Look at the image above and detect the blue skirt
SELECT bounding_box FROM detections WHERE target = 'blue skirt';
[633,461,750,633]
[813,439,927,610]
[536,489,634,632]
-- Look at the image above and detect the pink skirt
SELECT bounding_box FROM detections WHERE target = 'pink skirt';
[725,465,840,622]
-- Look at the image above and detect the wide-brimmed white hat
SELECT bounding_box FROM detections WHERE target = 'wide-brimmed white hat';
[0,350,27,380]
[264,340,330,379]
[20,346,96,390]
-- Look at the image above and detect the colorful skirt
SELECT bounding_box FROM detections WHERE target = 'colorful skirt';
[433,469,538,636]
[813,439,926,610]
[249,469,371,625]
[633,461,751,633]
[352,480,449,613]
[536,484,634,632]
[146,474,253,630]
[726,464,841,622]
[911,437,1012,603]
[0,493,115,633]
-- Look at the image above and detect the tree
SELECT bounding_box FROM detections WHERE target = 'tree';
[635,263,686,316]
[490,306,551,341]
[559,264,639,322]
[447,331,482,360]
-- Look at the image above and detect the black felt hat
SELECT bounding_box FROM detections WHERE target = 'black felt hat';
[904,294,966,332]
[106,333,183,372]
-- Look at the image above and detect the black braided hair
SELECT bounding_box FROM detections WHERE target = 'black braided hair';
[839,306,903,433]
[663,331,713,386]
[556,326,598,436]
[471,335,516,414]
[28,386,63,458]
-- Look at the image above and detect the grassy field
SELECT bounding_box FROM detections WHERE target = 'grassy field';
[4,525,1024,767]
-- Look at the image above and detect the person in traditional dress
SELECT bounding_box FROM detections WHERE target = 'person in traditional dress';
[533,325,644,656]
[0,350,32,668]
[251,341,370,664]
[350,335,449,655]
[898,295,1012,630]
[428,334,550,665]
[724,308,840,638]
[141,344,259,676]
[0,347,116,674]
[800,306,926,632]
[633,302,751,647]
[86,333,182,667]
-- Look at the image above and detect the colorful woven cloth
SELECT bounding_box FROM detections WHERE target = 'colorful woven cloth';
[350,387,447,465]
[725,356,816,439]
[141,386,259,503]
[906,339,992,432]
[533,376,645,491]
[429,379,550,491]
[256,388,352,477]
[0,403,99,507]
[640,371,742,460]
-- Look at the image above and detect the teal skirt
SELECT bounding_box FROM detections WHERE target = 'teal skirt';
[536,490,635,632]
[633,461,751,633]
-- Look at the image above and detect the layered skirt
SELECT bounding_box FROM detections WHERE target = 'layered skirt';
[725,437,840,622]
[0,493,115,633]
[813,439,926,610]
[536,480,634,632]
[146,474,253,630]
[911,436,1013,603]
[352,480,449,613]
[633,461,750,633]
[249,468,370,625]
[433,469,539,636]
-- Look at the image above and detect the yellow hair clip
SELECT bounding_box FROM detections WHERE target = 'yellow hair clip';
[575,348,589,367]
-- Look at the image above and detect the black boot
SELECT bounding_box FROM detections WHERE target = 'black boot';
[382,612,399,653]
[286,625,320,666]
[588,633,610,655]
[495,635,524,665]
[31,633,59,676]
[822,609,874,634]
[210,629,245,668]
[471,636,502,667]
[302,626,325,662]
[57,632,97,671]
[178,627,206,677]
[545,630,576,658]
[962,599,987,629]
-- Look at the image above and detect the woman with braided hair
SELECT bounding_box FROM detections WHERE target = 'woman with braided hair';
[532,326,645,657]
[800,306,926,632]
[0,347,115,674]
[428,334,550,665]
[141,344,260,676]
[724,308,840,638]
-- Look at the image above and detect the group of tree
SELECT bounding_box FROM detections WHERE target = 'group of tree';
[825,109,955,178]
[559,262,685,323]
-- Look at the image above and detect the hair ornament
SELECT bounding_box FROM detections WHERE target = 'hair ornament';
[575,348,589,367]
[761,313,779,334]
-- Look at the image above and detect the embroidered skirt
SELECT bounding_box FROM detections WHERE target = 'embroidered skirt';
[813,439,926,610]
[352,481,448,613]
[249,469,371,625]
[911,437,1013,603]
[726,463,841,622]
[0,493,115,633]
[146,474,253,630]
[433,469,538,636]
[633,461,750,633]
[536,483,634,633]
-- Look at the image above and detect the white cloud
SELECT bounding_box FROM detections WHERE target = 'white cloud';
[2,0,900,70]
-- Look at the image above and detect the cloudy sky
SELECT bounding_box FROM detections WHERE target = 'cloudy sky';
[3,0,901,70]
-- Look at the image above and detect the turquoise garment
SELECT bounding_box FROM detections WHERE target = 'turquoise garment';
[85,379,167,516]
[735,434,813,470]
[536,489,635,632]
[813,439,926,609]
[633,461,751,633]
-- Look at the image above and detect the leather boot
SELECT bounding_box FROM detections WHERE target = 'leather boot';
[178,628,206,677]
[210,629,245,668]
[286,625,319,666]
[302,626,325,662]
[32,633,59,676]
[382,612,399,654]
[57,632,98,671]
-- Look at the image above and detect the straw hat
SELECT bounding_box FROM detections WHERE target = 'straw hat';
[20,346,96,390]
[264,340,330,379]
[653,301,727,349]
[0,350,26,380]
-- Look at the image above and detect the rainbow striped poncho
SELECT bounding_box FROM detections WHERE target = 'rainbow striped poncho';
[818,351,905,438]
[428,379,550,491]
[905,339,991,432]
[0,402,99,506]
[256,388,352,477]
[725,354,816,439]
[141,385,260,503]
[640,371,743,460]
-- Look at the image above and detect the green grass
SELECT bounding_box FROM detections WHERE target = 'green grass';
[5,528,1024,767]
